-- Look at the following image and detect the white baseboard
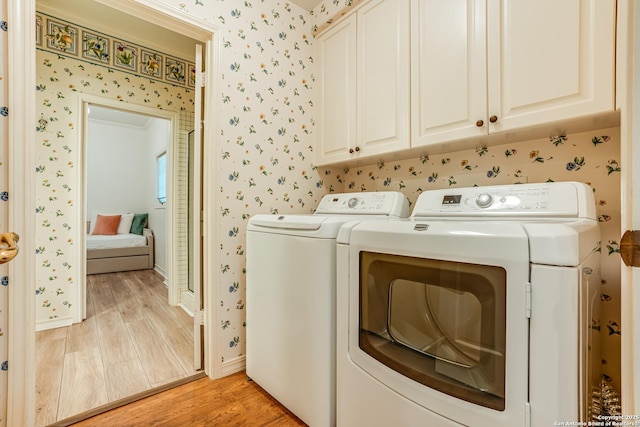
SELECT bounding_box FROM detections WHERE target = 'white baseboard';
[154,265,166,279]
[35,315,74,331]
[222,355,246,376]
[179,289,195,315]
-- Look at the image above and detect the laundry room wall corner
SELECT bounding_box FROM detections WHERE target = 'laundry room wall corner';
[155,0,341,365]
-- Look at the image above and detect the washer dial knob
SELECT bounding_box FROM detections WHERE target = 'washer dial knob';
[476,193,493,208]
[348,197,359,208]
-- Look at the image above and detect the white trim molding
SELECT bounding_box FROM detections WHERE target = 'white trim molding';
[7,0,37,425]
[620,0,640,414]
[35,316,74,332]
[222,356,246,377]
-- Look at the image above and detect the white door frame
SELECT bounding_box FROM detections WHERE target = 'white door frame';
[620,0,640,414]
[7,1,37,425]
[7,1,223,425]
[76,95,180,323]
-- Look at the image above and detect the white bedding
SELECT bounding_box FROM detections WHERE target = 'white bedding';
[86,233,147,250]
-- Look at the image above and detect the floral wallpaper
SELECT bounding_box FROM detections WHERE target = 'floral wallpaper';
[0,3,8,426]
[35,28,195,329]
[310,0,366,35]
[161,0,342,366]
[31,0,624,398]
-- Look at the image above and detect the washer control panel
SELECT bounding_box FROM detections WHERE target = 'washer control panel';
[411,182,595,219]
[315,192,409,217]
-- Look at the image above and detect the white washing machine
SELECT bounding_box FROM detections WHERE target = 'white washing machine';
[246,191,409,427]
[336,182,601,427]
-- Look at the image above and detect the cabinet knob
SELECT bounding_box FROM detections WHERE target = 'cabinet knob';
[355,146,360,152]
[349,148,354,154]
[476,120,484,127]
[489,115,498,123]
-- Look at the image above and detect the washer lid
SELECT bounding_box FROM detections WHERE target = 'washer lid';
[249,215,327,231]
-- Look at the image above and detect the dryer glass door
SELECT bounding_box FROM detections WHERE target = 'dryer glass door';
[359,251,506,411]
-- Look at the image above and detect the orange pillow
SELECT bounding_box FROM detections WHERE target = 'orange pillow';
[91,214,122,235]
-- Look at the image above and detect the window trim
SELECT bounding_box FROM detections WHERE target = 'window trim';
[156,150,167,205]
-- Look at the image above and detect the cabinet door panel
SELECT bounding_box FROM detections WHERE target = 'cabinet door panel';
[488,0,615,132]
[411,0,487,147]
[317,16,356,165]
[357,0,410,154]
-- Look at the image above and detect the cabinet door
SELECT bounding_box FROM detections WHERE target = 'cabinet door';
[316,15,356,165]
[487,0,615,132]
[357,0,410,156]
[411,0,488,148]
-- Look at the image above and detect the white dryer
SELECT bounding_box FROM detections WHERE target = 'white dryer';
[246,191,409,426]
[336,182,601,427]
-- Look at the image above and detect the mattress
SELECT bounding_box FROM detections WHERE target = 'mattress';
[86,233,147,250]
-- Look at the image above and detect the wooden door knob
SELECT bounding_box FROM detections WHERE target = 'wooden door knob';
[489,115,498,123]
[476,120,484,127]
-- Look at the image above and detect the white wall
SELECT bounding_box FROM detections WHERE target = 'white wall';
[86,119,150,216]
[146,117,170,276]
[86,115,170,274]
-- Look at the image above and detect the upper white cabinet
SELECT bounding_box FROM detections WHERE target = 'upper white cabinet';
[317,15,357,164]
[356,0,410,157]
[411,0,616,148]
[316,0,410,165]
[410,0,488,146]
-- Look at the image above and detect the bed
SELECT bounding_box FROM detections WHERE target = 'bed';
[86,213,155,275]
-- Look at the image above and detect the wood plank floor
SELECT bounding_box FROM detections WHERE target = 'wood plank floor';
[35,270,197,427]
[70,372,306,427]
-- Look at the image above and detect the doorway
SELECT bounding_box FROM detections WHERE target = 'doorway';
[28,0,215,426]
[34,98,200,425]
[7,0,221,424]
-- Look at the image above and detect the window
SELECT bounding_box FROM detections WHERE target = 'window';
[156,151,167,204]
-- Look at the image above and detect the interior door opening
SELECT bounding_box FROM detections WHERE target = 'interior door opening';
[32,99,202,425]
[29,0,214,424]
[7,0,220,423]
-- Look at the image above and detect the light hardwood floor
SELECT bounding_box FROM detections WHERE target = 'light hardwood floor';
[70,372,306,427]
[36,270,197,427]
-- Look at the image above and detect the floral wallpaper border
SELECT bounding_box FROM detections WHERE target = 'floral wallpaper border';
[35,12,196,88]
